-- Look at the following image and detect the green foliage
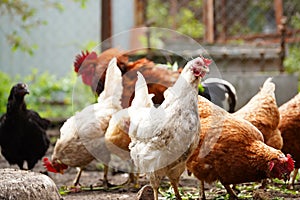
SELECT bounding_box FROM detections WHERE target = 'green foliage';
[284,44,300,91]
[0,0,89,55]
[147,0,204,39]
[284,45,300,74]
[176,8,204,38]
[158,180,299,200]
[290,13,300,29]
[229,22,252,36]
[21,70,74,118]
[58,186,71,195]
[159,186,197,200]
[0,70,94,119]
[73,0,89,9]
[198,84,205,93]
[0,71,12,114]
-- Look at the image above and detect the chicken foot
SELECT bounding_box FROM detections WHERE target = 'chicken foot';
[121,172,139,187]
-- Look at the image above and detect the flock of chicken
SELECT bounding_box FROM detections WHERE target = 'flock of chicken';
[0,48,299,200]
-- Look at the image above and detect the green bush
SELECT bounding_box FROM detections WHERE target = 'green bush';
[0,71,13,114]
[284,45,300,91]
[284,45,300,74]
[0,70,95,119]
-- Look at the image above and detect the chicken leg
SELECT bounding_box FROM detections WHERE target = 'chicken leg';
[168,176,182,200]
[166,162,187,200]
[223,184,238,200]
[149,172,163,200]
[73,167,83,186]
[200,180,206,200]
[291,168,299,188]
[102,164,111,188]
[121,172,139,187]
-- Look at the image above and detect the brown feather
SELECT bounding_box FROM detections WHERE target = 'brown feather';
[279,93,300,169]
[233,78,282,149]
[187,96,288,186]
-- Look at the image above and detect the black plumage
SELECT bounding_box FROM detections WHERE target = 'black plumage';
[0,83,50,170]
[199,78,237,113]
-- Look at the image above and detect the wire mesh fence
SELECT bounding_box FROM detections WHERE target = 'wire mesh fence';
[144,0,300,73]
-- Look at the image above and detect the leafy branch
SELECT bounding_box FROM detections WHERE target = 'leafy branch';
[0,0,88,55]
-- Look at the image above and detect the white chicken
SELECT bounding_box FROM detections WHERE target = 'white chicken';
[104,71,155,186]
[43,58,123,187]
[128,56,211,200]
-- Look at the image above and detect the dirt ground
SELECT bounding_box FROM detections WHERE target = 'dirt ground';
[1,128,300,200]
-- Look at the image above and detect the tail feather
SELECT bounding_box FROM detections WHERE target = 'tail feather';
[98,57,123,103]
[131,72,154,108]
[202,78,237,113]
[128,72,154,139]
[261,77,275,96]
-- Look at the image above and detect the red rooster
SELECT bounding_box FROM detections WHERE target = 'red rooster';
[74,48,238,113]
[74,48,177,108]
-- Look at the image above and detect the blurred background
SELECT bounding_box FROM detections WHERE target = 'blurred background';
[0,0,299,119]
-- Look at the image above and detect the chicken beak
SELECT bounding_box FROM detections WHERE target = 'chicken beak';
[25,88,30,95]
[203,66,210,73]
[21,85,30,95]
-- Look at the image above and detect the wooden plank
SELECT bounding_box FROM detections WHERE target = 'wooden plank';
[134,0,146,26]
[101,0,112,51]
[274,0,283,33]
[203,0,215,43]
[226,29,300,41]
[169,0,178,30]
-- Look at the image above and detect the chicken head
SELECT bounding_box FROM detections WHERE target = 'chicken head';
[269,154,294,181]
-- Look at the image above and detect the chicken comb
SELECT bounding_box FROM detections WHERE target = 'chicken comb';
[286,154,295,172]
[74,50,98,73]
[201,56,212,66]
[42,157,57,173]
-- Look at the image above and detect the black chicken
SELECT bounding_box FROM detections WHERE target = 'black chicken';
[199,78,237,113]
[0,83,50,170]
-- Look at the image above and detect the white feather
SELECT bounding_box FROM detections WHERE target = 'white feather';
[55,57,123,162]
[128,57,205,173]
[260,77,275,96]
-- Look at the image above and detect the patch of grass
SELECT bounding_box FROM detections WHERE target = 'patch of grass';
[59,186,71,195]
[95,163,105,171]
[49,136,58,145]
[159,186,199,200]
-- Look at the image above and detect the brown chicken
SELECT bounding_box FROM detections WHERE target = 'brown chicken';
[186,96,295,200]
[74,48,178,108]
[233,78,283,150]
[279,92,300,187]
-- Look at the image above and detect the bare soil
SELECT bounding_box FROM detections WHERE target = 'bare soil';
[0,128,300,200]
